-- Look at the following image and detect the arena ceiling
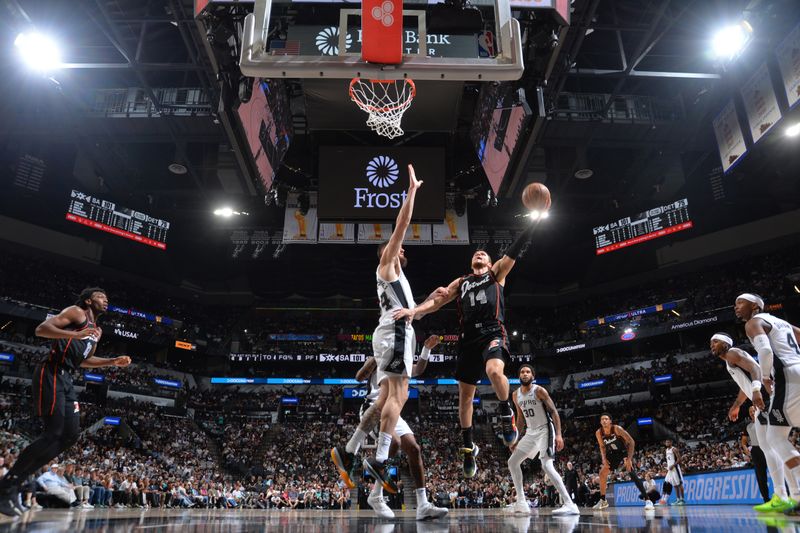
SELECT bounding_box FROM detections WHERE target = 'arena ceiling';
[0,0,799,302]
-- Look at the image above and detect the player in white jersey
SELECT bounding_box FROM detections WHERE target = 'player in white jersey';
[710,331,792,512]
[356,165,422,499]
[505,365,579,515]
[331,336,448,520]
[658,439,685,505]
[735,293,800,512]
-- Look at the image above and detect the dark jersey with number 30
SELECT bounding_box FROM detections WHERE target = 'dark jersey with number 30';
[456,270,506,340]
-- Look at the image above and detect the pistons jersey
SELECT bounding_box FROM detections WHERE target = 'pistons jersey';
[754,313,800,369]
[516,385,549,429]
[43,315,98,372]
[601,427,625,457]
[456,270,506,338]
[376,267,416,327]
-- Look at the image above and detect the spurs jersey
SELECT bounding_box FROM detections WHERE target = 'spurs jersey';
[456,270,506,339]
[516,385,549,429]
[666,447,676,469]
[43,314,98,371]
[753,313,800,369]
[725,349,764,401]
[376,267,416,327]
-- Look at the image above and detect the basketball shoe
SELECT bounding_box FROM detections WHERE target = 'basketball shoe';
[331,446,358,489]
[460,443,479,478]
[363,457,398,494]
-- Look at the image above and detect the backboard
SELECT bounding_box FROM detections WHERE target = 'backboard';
[239,0,524,81]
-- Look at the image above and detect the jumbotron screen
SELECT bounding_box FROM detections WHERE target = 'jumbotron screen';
[593,198,692,255]
[66,189,170,250]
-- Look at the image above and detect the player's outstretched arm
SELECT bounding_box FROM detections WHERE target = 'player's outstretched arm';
[537,387,564,452]
[81,355,131,369]
[379,165,422,275]
[492,223,537,284]
[411,335,439,377]
[356,357,378,382]
[394,277,460,321]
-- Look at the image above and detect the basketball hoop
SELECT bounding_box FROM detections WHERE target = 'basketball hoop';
[349,78,416,139]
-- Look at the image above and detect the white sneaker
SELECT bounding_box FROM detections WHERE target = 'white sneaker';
[32,503,43,511]
[81,502,94,509]
[503,500,531,515]
[367,495,395,519]
[416,501,448,520]
[592,499,609,510]
[552,502,580,515]
[644,500,654,510]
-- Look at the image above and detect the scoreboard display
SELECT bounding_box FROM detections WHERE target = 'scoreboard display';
[66,190,170,250]
[593,198,692,255]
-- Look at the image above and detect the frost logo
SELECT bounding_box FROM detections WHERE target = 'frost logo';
[366,156,399,188]
[353,155,407,209]
[315,26,352,56]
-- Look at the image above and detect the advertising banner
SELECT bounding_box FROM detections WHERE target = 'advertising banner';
[432,209,469,245]
[283,192,318,244]
[319,223,356,243]
[612,468,770,506]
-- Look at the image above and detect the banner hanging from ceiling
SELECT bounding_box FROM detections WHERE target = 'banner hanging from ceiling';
[432,209,470,245]
[319,223,356,243]
[712,100,747,174]
[357,223,393,244]
[283,192,318,244]
[776,22,800,109]
[403,224,432,245]
[741,62,782,144]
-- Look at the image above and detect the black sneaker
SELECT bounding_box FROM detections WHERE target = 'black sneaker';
[460,443,479,478]
[331,446,358,489]
[363,457,399,494]
[500,411,519,446]
[0,488,22,517]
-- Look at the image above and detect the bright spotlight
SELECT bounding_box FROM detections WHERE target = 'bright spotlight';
[540,211,550,219]
[787,123,800,137]
[529,210,541,220]
[14,32,62,71]
[624,328,633,334]
[214,207,234,217]
[512,330,518,337]
[711,22,752,60]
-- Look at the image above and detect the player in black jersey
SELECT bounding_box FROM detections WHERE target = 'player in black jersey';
[0,288,131,517]
[593,413,650,510]
[395,223,538,477]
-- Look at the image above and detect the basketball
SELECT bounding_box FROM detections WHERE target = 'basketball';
[522,182,551,212]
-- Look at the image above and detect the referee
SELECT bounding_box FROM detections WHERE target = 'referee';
[741,406,770,503]
[0,288,131,517]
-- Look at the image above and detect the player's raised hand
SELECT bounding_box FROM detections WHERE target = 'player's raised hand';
[423,335,440,350]
[393,308,415,323]
[408,164,423,191]
[113,356,132,367]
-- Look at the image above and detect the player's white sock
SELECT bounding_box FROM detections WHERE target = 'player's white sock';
[542,458,573,505]
[376,432,392,463]
[416,488,428,506]
[508,449,526,503]
[371,482,383,499]
[346,428,368,455]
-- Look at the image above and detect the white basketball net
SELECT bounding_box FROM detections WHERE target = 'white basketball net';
[349,78,416,139]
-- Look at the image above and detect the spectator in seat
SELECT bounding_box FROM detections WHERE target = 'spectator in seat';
[37,464,77,507]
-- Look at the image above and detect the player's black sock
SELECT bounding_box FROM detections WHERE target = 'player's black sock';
[462,427,474,448]
[629,470,647,498]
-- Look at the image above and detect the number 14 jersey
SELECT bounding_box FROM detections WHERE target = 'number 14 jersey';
[456,270,505,339]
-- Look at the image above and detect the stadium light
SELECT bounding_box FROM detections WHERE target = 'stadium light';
[787,123,800,138]
[214,207,249,217]
[528,210,550,220]
[14,32,62,71]
[711,21,753,60]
